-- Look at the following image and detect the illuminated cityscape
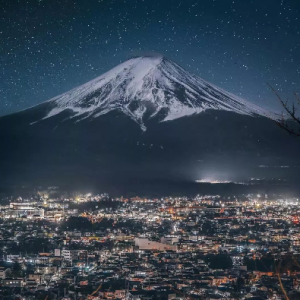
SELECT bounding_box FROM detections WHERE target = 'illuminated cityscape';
[0,190,300,299]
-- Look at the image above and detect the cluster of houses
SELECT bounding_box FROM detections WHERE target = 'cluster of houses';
[0,192,299,299]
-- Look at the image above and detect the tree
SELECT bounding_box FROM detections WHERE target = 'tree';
[290,292,300,300]
[235,277,245,292]
[8,261,23,277]
[61,216,93,231]
[205,253,233,269]
[268,84,300,137]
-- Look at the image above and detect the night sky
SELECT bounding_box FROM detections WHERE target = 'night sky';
[1,0,299,116]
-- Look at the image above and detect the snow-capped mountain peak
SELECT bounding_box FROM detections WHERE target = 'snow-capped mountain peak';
[37,56,274,130]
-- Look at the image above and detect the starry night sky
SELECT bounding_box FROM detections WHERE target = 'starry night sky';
[1,0,300,116]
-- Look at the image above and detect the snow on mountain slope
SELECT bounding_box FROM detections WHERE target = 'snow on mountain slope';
[34,56,275,130]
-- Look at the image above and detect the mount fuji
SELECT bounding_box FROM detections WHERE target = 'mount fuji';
[0,56,299,195]
[29,56,275,130]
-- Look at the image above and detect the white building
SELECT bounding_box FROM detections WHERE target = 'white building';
[54,249,61,257]
[61,249,77,261]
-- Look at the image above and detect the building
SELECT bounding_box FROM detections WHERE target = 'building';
[61,249,78,261]
[3,278,24,287]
